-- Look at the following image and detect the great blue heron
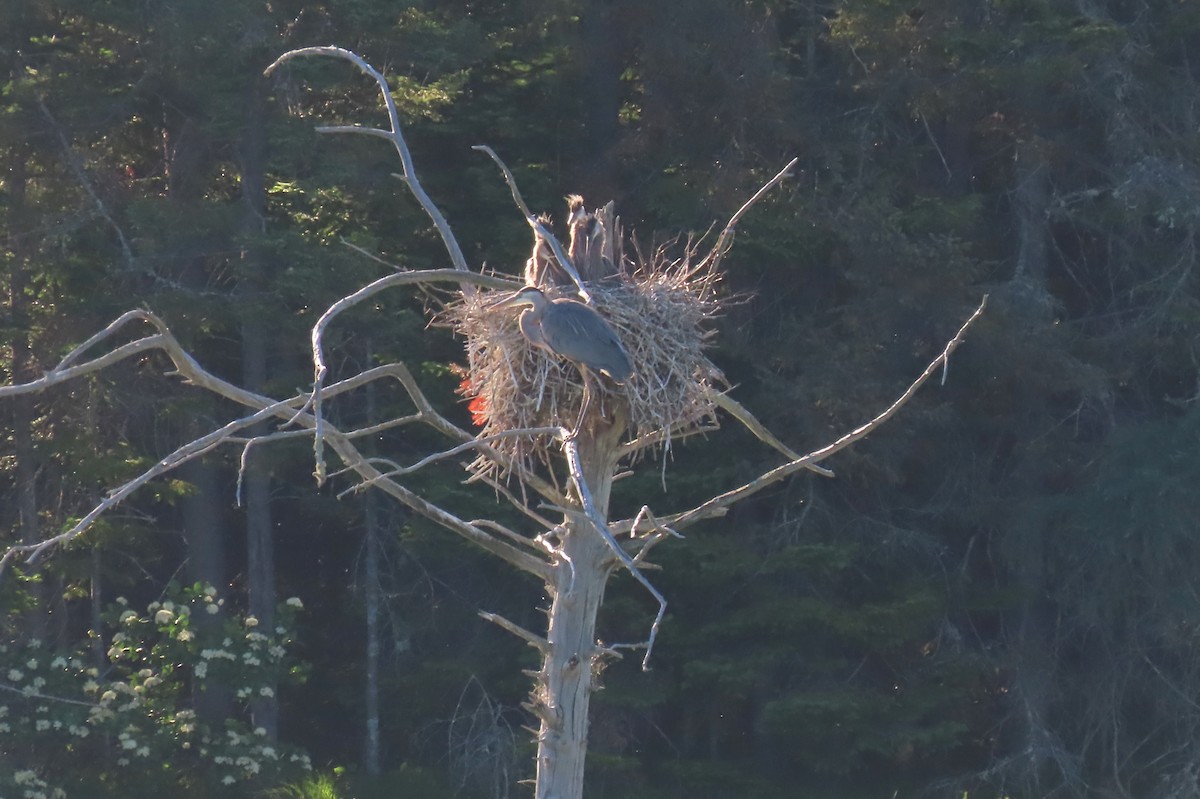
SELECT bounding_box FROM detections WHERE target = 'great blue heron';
[488,286,633,436]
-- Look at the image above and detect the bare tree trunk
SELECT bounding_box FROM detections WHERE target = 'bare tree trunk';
[533,420,625,799]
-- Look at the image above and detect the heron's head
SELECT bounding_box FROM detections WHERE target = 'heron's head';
[487,286,550,313]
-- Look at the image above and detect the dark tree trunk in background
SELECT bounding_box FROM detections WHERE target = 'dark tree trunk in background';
[239,72,279,741]
[363,489,383,776]
[1008,138,1054,320]
[576,0,623,198]
[6,148,47,642]
[182,455,235,724]
[362,352,383,776]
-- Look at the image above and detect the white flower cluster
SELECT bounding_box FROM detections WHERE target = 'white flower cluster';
[2,583,311,796]
[9,767,67,799]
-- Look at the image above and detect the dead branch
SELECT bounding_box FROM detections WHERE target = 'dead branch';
[473,473,562,531]
[479,611,549,653]
[0,310,551,582]
[264,46,470,274]
[616,422,721,457]
[705,157,799,273]
[466,519,541,553]
[342,426,562,488]
[614,295,989,537]
[627,505,684,569]
[706,389,836,478]
[306,268,520,483]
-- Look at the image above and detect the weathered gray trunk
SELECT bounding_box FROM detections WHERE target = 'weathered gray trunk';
[533,420,625,799]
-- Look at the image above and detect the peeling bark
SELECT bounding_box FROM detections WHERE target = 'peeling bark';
[533,418,626,799]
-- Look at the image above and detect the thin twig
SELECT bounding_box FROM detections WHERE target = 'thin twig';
[237,429,315,505]
[37,96,135,267]
[919,111,954,183]
[706,157,799,272]
[473,473,563,531]
[0,681,98,708]
[617,422,721,457]
[340,238,404,271]
[343,426,561,489]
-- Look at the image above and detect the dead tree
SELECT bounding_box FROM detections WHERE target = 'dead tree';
[0,47,987,799]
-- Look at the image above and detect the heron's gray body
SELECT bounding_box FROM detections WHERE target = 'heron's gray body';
[491,287,633,383]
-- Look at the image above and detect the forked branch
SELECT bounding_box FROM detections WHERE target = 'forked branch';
[0,310,550,582]
[306,268,520,483]
[264,46,469,274]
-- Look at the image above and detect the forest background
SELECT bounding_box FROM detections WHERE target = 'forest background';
[3,1,1200,798]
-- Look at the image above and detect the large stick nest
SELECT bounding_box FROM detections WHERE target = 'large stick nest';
[445,244,727,478]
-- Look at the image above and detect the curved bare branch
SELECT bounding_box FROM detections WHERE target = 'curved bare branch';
[264,46,470,274]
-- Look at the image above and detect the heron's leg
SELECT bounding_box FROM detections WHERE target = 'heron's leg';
[566,368,593,440]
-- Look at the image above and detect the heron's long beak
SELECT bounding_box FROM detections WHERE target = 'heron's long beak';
[484,292,532,311]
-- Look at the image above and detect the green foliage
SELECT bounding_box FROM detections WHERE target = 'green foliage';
[264,763,455,799]
[0,585,309,797]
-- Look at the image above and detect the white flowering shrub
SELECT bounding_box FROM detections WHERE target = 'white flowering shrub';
[0,583,311,798]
